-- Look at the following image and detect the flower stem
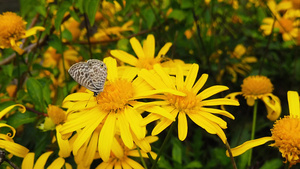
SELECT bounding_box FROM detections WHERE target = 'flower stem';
[150,122,175,169]
[137,146,148,169]
[225,141,237,169]
[248,100,258,167]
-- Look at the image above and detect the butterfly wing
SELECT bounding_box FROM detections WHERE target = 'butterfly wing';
[87,59,107,93]
[68,61,101,95]
[68,60,107,96]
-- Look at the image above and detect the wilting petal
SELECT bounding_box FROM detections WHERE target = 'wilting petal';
[226,137,274,157]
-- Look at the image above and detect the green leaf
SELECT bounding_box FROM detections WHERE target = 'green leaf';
[26,78,44,111]
[2,63,14,77]
[54,1,72,30]
[62,29,73,41]
[260,159,283,169]
[168,9,186,22]
[172,139,182,164]
[141,8,155,29]
[181,0,194,9]
[48,35,64,53]
[7,111,36,128]
[86,0,101,26]
[75,0,85,13]
[185,161,202,168]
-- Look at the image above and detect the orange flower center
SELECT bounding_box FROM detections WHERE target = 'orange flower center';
[0,12,26,48]
[271,116,300,167]
[276,18,294,33]
[241,75,273,98]
[47,105,66,125]
[167,89,200,110]
[135,57,159,70]
[96,79,134,112]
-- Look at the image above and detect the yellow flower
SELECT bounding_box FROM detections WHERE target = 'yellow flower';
[98,135,157,169]
[60,57,178,162]
[260,5,300,42]
[0,104,29,158]
[225,75,281,121]
[110,34,173,70]
[215,44,257,83]
[0,12,45,54]
[22,151,72,169]
[227,91,300,168]
[139,64,239,142]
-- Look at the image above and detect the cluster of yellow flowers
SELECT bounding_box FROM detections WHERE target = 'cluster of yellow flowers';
[0,2,300,168]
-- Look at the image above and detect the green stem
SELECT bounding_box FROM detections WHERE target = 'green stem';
[137,146,148,169]
[248,100,258,167]
[150,122,175,169]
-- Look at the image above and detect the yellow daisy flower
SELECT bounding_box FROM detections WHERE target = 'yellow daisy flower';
[0,104,29,158]
[139,63,239,142]
[225,75,281,121]
[97,135,157,169]
[227,91,300,168]
[110,34,173,70]
[22,151,72,169]
[60,57,181,162]
[0,12,45,54]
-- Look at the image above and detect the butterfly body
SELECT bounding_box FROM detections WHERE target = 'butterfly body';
[68,59,107,96]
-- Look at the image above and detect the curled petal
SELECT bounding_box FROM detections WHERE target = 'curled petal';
[226,137,274,157]
[262,94,281,121]
[0,104,26,119]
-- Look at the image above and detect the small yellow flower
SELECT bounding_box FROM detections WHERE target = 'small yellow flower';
[47,105,66,125]
[227,91,300,168]
[0,104,29,158]
[139,64,239,142]
[0,12,44,54]
[22,151,72,169]
[225,75,281,121]
[110,34,173,70]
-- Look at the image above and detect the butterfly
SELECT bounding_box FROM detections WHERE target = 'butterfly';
[68,59,107,97]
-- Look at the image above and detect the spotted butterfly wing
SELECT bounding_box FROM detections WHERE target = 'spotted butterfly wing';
[68,59,107,96]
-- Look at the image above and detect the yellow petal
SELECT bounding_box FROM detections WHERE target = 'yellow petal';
[34,151,53,169]
[288,91,300,117]
[156,42,172,58]
[104,57,118,82]
[226,137,274,157]
[121,67,138,81]
[184,64,199,90]
[22,153,35,169]
[83,130,99,167]
[197,85,229,100]
[0,104,26,119]
[125,157,144,169]
[141,113,161,126]
[110,50,138,66]
[198,111,228,129]
[111,137,124,159]
[63,93,92,103]
[124,107,145,139]
[56,125,71,158]
[152,118,173,136]
[200,107,235,119]
[0,140,29,158]
[138,69,167,89]
[176,65,184,90]
[187,112,217,134]
[47,157,65,169]
[178,111,188,141]
[262,94,281,121]
[143,105,175,121]
[0,123,16,138]
[191,74,208,94]
[202,98,240,106]
[99,112,116,162]
[134,88,185,99]
[24,26,45,37]
[118,111,134,148]
[153,64,175,89]
[130,37,145,58]
[73,110,106,155]
[143,34,155,58]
